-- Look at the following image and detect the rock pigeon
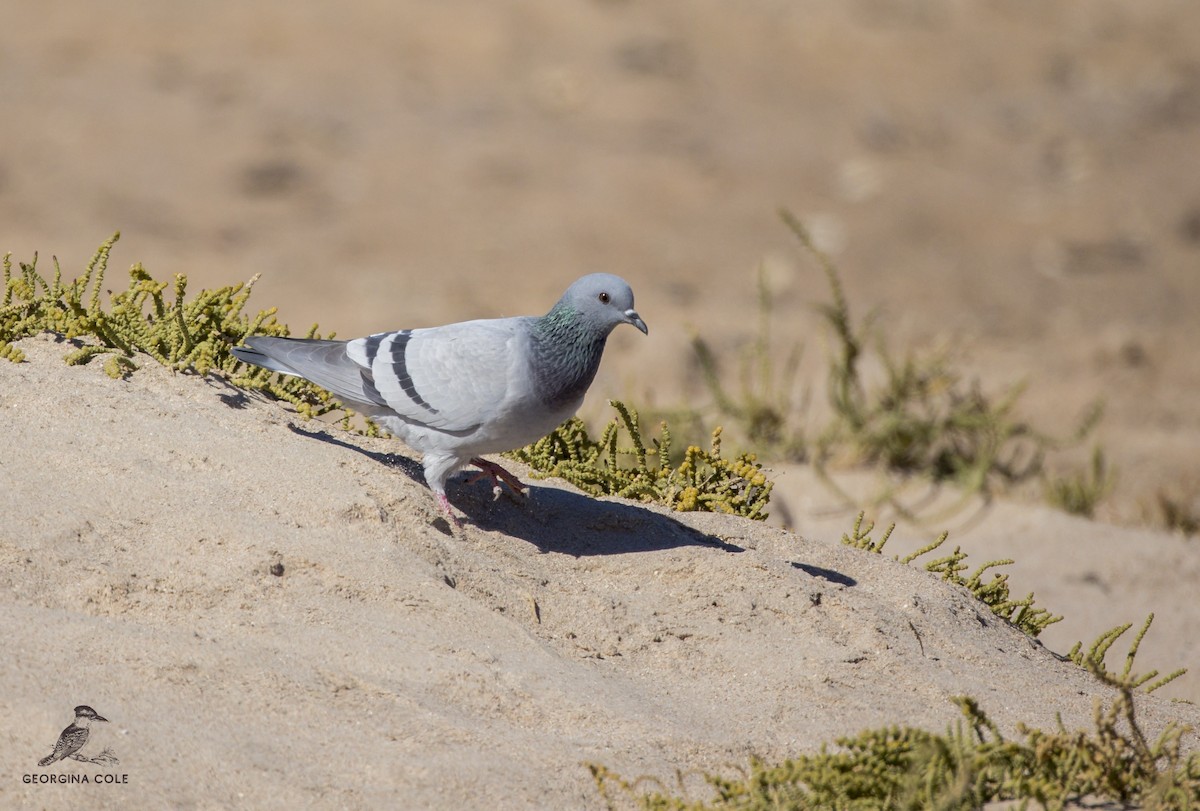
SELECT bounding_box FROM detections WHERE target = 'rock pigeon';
[233,273,647,521]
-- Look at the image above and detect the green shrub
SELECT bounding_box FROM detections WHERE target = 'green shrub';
[0,233,364,424]
[509,400,774,520]
[1043,447,1117,518]
[841,513,1060,637]
[689,264,808,461]
[779,208,1104,498]
[592,673,1200,810]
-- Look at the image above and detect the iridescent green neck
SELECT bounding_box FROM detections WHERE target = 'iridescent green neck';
[530,304,608,410]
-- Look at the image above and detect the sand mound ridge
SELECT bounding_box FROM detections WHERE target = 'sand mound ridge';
[1,334,1197,809]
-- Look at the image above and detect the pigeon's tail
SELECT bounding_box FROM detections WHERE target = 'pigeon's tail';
[233,337,386,411]
[38,753,60,767]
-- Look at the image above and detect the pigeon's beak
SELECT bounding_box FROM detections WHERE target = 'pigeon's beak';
[624,308,648,335]
[95,714,109,723]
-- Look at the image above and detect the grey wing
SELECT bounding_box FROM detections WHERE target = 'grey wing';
[233,337,388,411]
[346,319,526,433]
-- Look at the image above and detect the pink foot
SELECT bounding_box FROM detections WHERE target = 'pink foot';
[465,457,528,500]
[435,492,463,528]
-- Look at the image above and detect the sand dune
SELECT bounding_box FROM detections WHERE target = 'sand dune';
[2,334,1196,809]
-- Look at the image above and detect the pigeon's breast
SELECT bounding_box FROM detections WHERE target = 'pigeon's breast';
[530,334,607,413]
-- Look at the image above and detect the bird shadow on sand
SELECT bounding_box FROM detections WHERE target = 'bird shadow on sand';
[285,424,743,557]
[453,477,746,557]
[204,372,256,409]
[791,562,858,587]
[286,423,427,483]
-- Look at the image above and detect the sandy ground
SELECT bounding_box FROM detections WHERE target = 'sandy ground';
[3,1,1200,807]
[2,334,1198,810]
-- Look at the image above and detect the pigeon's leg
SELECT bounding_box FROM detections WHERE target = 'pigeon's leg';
[434,492,463,528]
[422,454,465,527]
[466,457,528,500]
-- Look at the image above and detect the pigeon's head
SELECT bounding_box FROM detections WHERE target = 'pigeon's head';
[558,274,648,336]
[73,706,108,723]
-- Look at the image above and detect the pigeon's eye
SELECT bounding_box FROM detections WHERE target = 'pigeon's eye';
[598,292,610,304]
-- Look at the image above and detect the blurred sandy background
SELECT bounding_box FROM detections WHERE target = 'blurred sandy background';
[5,0,1200,527]
[5,3,1200,805]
